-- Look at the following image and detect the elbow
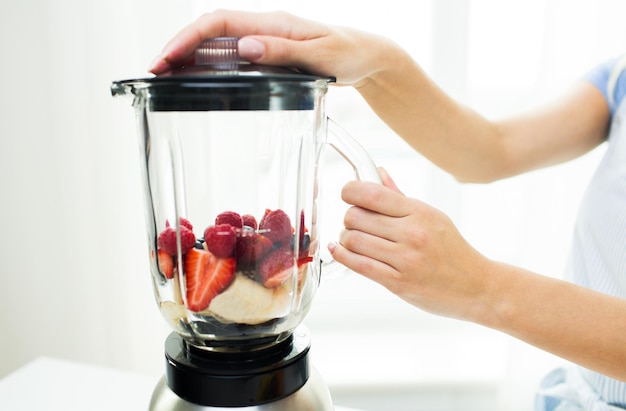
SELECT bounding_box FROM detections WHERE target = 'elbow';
[453,174,497,184]
[449,164,510,184]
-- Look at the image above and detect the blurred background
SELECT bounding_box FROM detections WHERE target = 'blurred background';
[1,0,624,410]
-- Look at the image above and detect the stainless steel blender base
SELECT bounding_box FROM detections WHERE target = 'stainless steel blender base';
[149,328,334,411]
[149,366,334,411]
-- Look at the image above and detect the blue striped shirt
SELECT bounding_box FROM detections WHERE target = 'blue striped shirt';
[563,55,626,408]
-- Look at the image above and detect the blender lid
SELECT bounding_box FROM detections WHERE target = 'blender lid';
[111,37,335,111]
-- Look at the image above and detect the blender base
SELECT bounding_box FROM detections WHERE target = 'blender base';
[149,365,333,411]
[149,327,334,411]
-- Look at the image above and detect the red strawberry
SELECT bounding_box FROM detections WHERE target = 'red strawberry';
[184,248,236,312]
[258,246,296,288]
[259,209,292,245]
[259,208,272,229]
[294,210,310,258]
[242,214,258,230]
[158,225,196,256]
[215,211,243,229]
[235,230,273,267]
[153,249,174,279]
[204,224,237,258]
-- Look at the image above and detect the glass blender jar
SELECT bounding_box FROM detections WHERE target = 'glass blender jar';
[111,38,380,410]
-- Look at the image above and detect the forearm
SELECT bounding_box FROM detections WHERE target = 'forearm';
[480,261,626,381]
[355,43,608,182]
[355,45,505,182]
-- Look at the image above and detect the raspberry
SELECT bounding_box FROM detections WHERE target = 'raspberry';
[259,209,292,245]
[179,217,193,231]
[242,214,258,230]
[157,225,196,256]
[215,211,243,228]
[204,224,237,258]
[165,217,193,231]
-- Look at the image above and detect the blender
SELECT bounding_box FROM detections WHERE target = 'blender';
[111,37,380,410]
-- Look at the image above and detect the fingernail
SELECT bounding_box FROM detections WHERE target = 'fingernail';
[148,54,167,74]
[238,38,265,60]
[327,242,337,254]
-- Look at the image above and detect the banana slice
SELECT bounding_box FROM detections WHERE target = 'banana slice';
[160,300,187,328]
[207,273,291,324]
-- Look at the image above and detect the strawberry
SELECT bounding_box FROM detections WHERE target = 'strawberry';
[298,255,313,266]
[292,210,310,258]
[184,248,236,312]
[235,229,273,267]
[259,208,272,229]
[242,214,258,230]
[215,211,243,229]
[153,249,175,279]
[204,224,237,258]
[158,225,196,256]
[258,246,296,288]
[259,209,292,245]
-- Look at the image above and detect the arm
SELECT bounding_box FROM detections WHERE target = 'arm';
[330,169,626,381]
[150,9,610,183]
[357,51,610,182]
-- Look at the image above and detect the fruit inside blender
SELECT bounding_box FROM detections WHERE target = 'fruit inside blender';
[152,208,314,342]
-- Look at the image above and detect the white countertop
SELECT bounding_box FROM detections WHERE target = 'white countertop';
[0,357,363,411]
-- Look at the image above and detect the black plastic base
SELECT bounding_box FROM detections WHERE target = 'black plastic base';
[163,329,311,407]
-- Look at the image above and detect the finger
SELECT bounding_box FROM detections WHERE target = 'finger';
[151,10,242,73]
[343,205,401,242]
[377,166,403,194]
[237,35,333,77]
[150,10,327,74]
[327,239,398,282]
[337,227,399,268]
[341,180,412,218]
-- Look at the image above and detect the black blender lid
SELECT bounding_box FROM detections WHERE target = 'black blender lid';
[111,37,335,111]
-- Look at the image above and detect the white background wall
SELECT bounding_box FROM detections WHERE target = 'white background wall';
[1,1,625,410]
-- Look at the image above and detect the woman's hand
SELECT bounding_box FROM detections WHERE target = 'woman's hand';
[330,168,626,381]
[329,168,494,322]
[149,9,398,88]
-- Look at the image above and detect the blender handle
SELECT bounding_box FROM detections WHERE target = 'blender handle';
[326,117,382,184]
[321,117,382,279]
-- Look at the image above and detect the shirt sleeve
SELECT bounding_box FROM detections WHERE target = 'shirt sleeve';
[582,55,625,115]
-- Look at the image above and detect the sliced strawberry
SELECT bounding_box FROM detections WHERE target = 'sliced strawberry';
[204,224,237,258]
[291,210,311,259]
[151,249,175,279]
[235,230,273,268]
[258,208,272,229]
[184,248,236,312]
[297,255,313,266]
[258,246,296,288]
[157,249,175,279]
[259,209,292,245]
